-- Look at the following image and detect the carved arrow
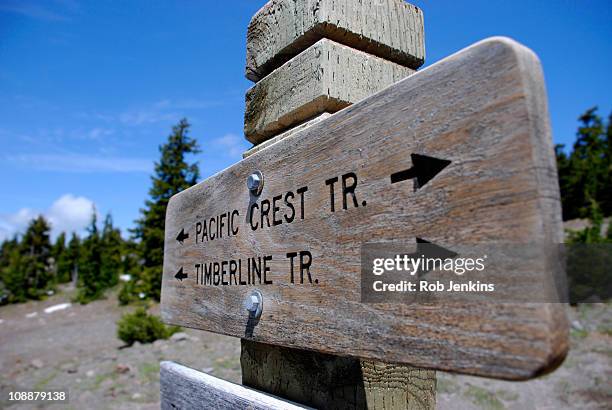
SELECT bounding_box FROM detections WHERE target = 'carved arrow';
[176,228,189,244]
[175,267,188,282]
[390,153,451,190]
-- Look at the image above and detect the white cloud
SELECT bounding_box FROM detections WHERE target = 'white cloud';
[6,153,151,173]
[212,133,248,158]
[47,195,95,237]
[0,194,95,242]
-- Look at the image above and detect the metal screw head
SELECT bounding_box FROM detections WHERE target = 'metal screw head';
[247,171,264,195]
[246,295,259,312]
[245,290,263,319]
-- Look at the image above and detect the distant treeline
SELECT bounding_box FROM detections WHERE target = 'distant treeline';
[556,108,612,224]
[0,212,137,304]
[0,119,200,305]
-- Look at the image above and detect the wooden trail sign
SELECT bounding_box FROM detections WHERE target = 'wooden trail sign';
[161,37,568,380]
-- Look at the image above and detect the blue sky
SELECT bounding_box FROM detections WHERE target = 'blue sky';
[0,0,610,241]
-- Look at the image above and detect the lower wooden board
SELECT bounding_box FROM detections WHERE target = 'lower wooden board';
[161,37,568,380]
[160,361,310,410]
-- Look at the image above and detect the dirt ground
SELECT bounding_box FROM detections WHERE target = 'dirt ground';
[0,286,610,410]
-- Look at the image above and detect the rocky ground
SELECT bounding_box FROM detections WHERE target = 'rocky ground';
[0,286,241,410]
[0,286,610,410]
[436,303,611,409]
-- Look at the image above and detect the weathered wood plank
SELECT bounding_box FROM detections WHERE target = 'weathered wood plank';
[161,37,568,380]
[160,361,310,410]
[246,0,425,81]
[245,39,414,143]
[243,113,332,158]
[241,340,436,410]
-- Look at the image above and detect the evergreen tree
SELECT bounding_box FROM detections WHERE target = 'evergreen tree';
[1,248,26,303]
[100,213,122,288]
[20,216,53,299]
[129,118,200,301]
[0,236,19,268]
[75,209,103,303]
[0,236,19,303]
[603,111,612,215]
[66,233,81,284]
[556,107,612,220]
[52,232,72,283]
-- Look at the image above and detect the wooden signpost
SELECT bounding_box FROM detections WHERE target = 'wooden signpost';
[161,36,567,380]
[160,1,568,408]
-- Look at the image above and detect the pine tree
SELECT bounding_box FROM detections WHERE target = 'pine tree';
[0,236,19,269]
[0,236,19,305]
[130,118,200,301]
[556,107,612,220]
[20,216,53,299]
[0,236,24,304]
[66,233,81,284]
[100,213,122,288]
[602,112,612,216]
[52,232,72,283]
[76,208,103,303]
[1,248,26,303]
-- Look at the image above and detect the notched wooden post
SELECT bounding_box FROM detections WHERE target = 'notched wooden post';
[241,342,435,410]
[240,1,434,408]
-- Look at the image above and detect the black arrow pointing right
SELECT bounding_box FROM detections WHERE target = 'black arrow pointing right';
[176,228,189,244]
[175,267,188,282]
[390,153,451,190]
[408,238,458,277]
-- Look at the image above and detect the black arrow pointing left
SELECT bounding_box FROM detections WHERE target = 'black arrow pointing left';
[175,267,188,281]
[176,228,189,244]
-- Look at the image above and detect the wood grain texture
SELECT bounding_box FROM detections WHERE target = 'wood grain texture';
[246,0,425,82]
[243,113,332,158]
[241,340,435,409]
[245,39,414,144]
[160,361,311,409]
[161,37,568,380]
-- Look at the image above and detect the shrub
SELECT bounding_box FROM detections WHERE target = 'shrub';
[73,287,104,305]
[118,280,138,305]
[117,308,179,345]
[117,270,155,305]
